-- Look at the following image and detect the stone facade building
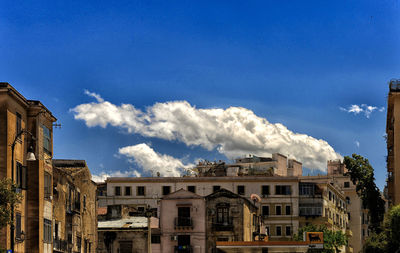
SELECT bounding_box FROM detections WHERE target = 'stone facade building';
[0,83,98,253]
[0,82,56,253]
[52,159,98,253]
[205,189,258,253]
[386,79,400,206]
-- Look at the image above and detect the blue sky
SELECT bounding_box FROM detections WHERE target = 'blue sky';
[1,0,399,188]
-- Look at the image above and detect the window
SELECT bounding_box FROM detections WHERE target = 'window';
[285,226,291,236]
[83,195,86,209]
[16,112,22,135]
[275,205,282,215]
[299,183,315,195]
[346,197,350,204]
[125,186,131,196]
[262,205,270,216]
[217,204,229,224]
[261,185,270,196]
[16,162,27,190]
[44,172,52,199]
[75,191,81,211]
[16,213,21,240]
[115,186,121,196]
[55,221,59,239]
[137,186,145,196]
[43,218,52,243]
[276,226,282,236]
[344,182,350,188]
[77,236,82,250]
[329,191,332,201]
[151,235,161,244]
[265,226,270,236]
[137,206,145,213]
[285,205,291,215]
[42,125,52,155]
[162,186,171,195]
[348,212,351,221]
[187,186,196,193]
[275,185,291,195]
[213,185,221,192]
[237,185,245,195]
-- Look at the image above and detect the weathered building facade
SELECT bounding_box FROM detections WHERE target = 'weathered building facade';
[386,79,400,206]
[205,189,258,253]
[52,159,98,253]
[0,83,56,253]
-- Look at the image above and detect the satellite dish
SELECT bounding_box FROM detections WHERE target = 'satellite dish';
[250,193,262,203]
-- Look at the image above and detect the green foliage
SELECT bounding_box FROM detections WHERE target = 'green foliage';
[294,224,348,253]
[343,154,385,232]
[362,232,388,253]
[362,204,400,252]
[0,178,22,229]
[385,205,400,251]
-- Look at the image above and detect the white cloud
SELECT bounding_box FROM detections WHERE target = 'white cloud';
[340,104,384,118]
[84,89,104,103]
[91,170,141,183]
[72,92,343,171]
[118,143,195,177]
[354,141,360,148]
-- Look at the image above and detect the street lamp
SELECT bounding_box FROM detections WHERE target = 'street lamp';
[10,129,36,253]
[145,205,153,253]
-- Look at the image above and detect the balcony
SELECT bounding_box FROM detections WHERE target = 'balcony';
[174,245,192,253]
[174,217,193,229]
[299,206,322,217]
[212,217,234,231]
[53,238,68,252]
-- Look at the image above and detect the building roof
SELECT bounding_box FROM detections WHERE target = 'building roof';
[162,188,204,200]
[98,217,148,229]
[106,175,299,183]
[206,188,258,209]
[53,159,87,167]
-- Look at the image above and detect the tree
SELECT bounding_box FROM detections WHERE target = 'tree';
[385,204,400,251]
[0,178,22,229]
[294,224,348,253]
[343,154,385,232]
[362,204,400,252]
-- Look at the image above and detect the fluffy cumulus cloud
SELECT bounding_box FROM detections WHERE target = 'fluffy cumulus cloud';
[92,170,141,183]
[72,91,343,171]
[340,104,385,118]
[118,143,195,177]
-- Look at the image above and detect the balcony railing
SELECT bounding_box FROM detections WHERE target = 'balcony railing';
[299,207,322,217]
[174,245,192,253]
[212,217,234,231]
[174,217,193,229]
[53,238,68,252]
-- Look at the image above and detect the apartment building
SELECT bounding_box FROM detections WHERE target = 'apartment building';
[386,79,400,206]
[98,153,351,251]
[159,189,206,253]
[0,83,56,253]
[52,160,98,253]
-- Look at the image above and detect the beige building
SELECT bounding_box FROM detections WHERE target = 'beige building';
[52,160,98,253]
[98,153,355,253]
[386,79,400,206]
[0,82,56,253]
[205,188,258,253]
